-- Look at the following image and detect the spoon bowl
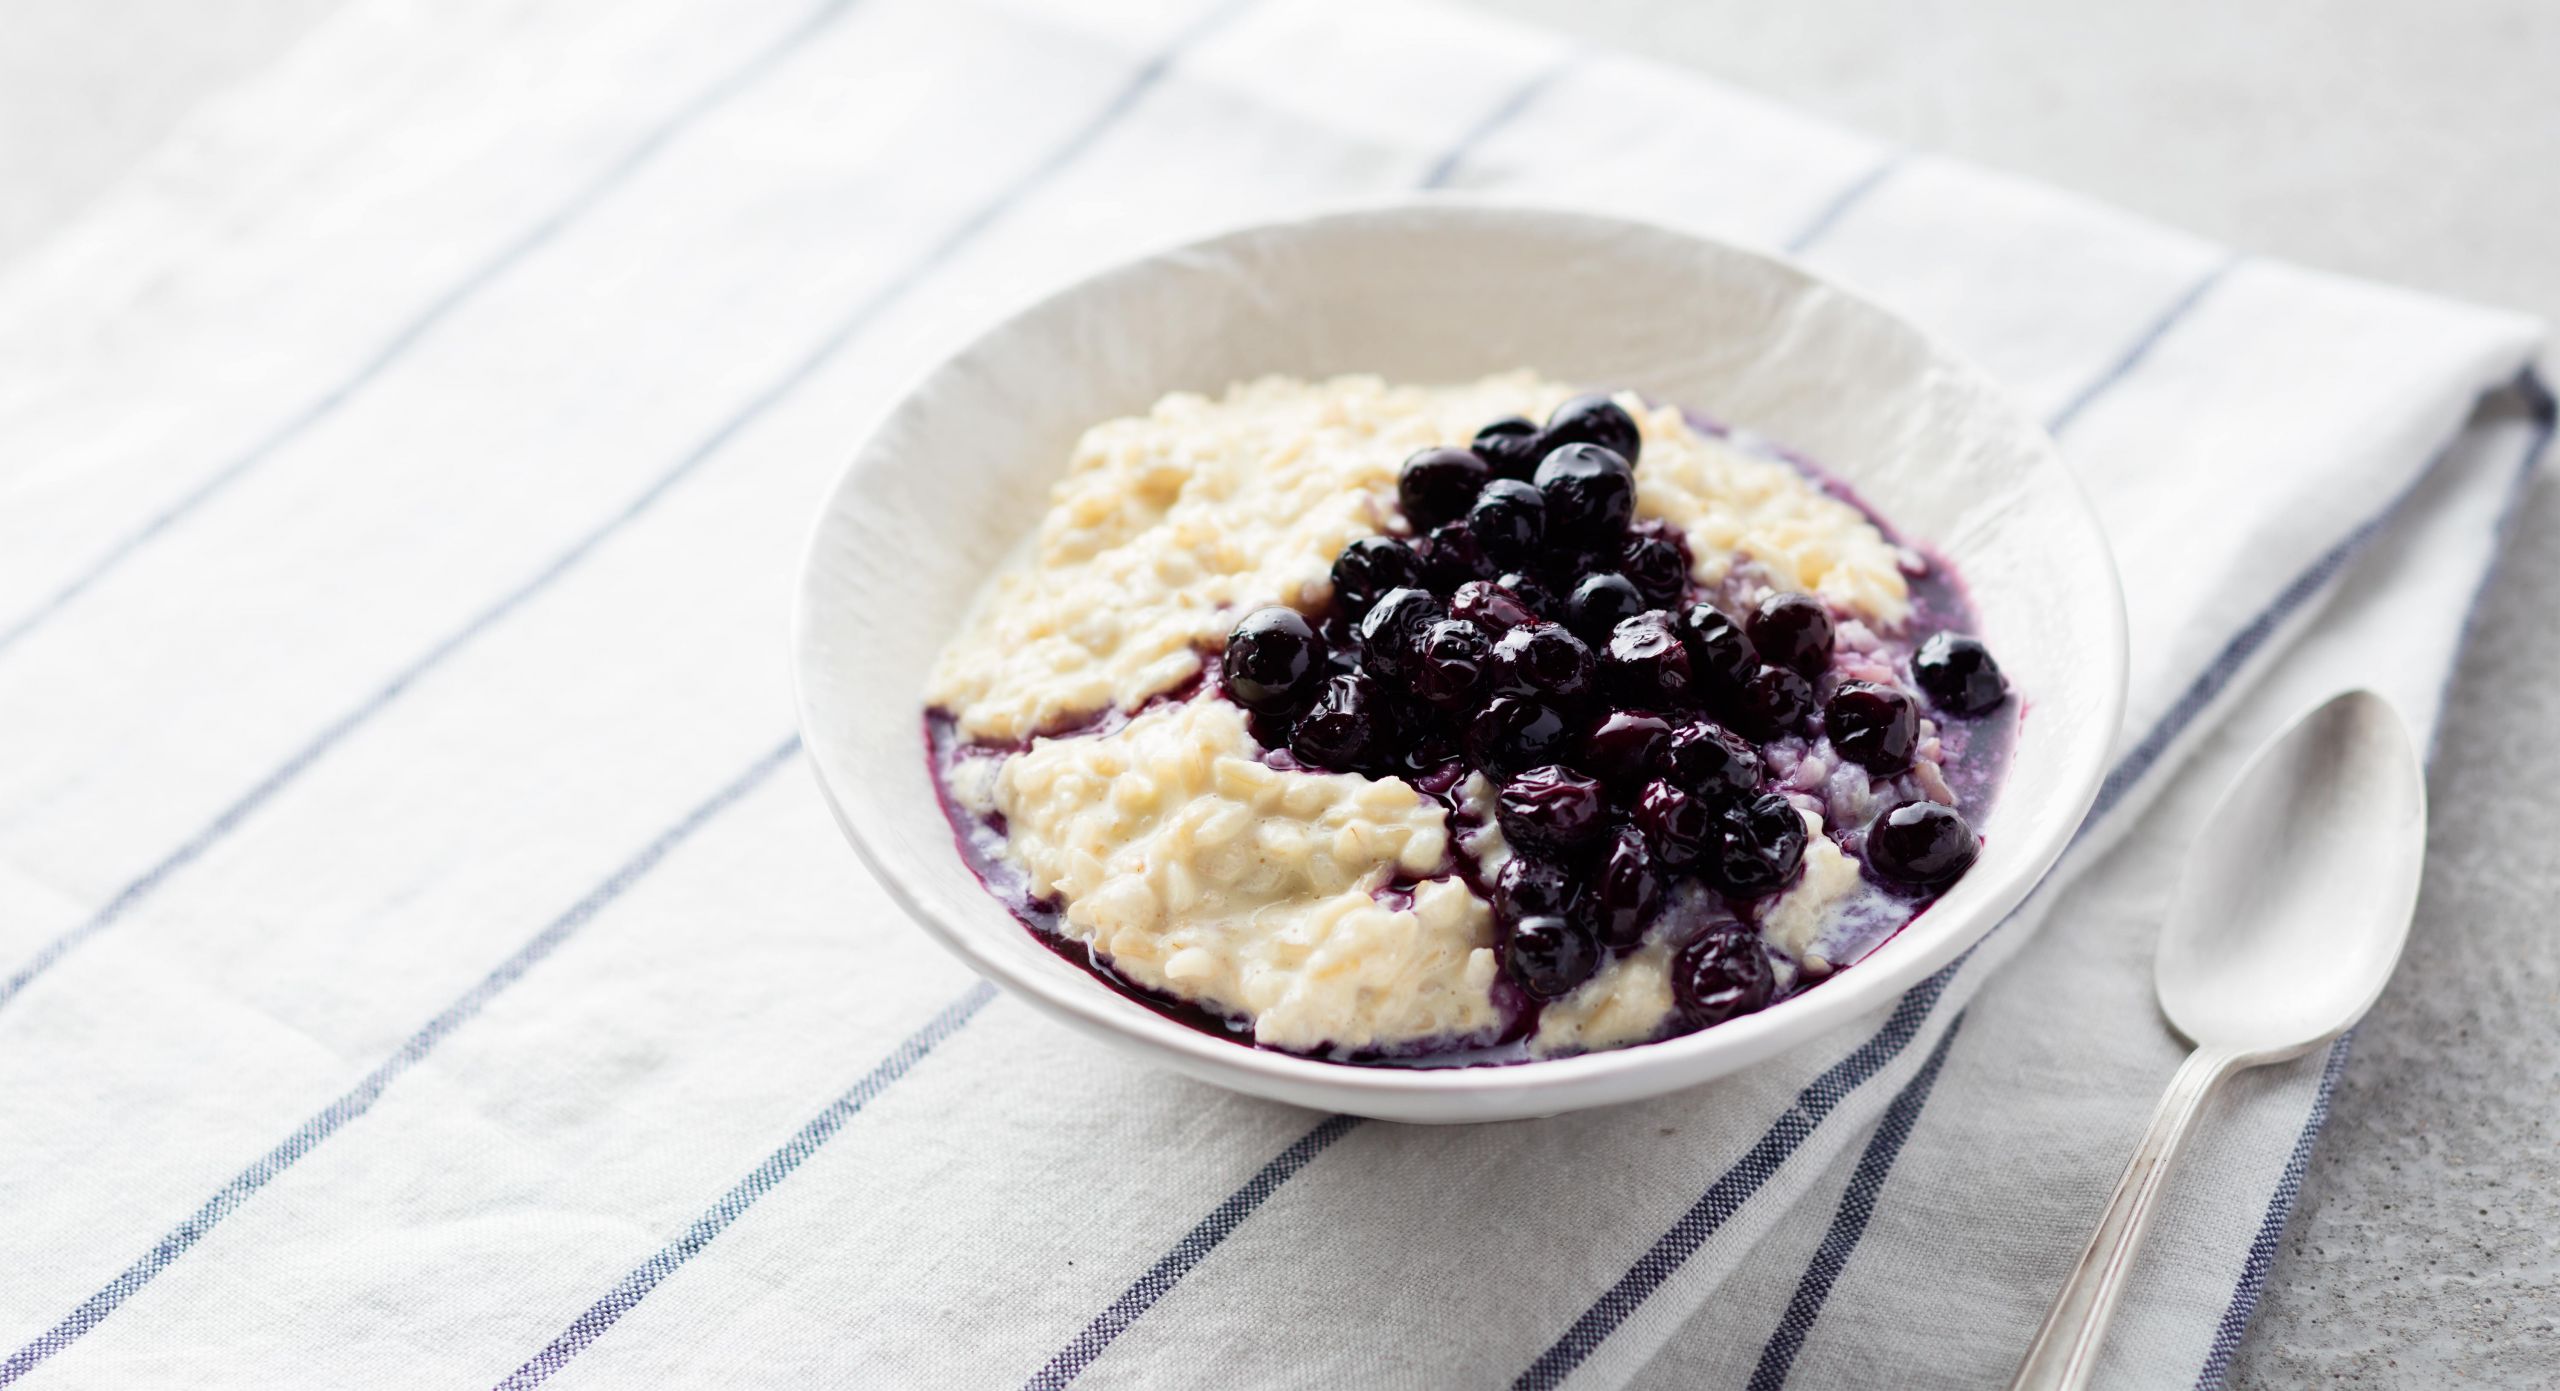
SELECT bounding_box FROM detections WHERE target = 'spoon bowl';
[2155,688,2428,1059]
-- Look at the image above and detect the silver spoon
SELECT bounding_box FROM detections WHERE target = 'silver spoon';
[2008,689,2426,1391]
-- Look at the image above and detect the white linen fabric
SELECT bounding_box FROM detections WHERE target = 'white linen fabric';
[0,0,2544,1386]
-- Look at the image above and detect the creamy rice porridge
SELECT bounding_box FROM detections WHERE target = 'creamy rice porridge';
[925,374,2012,1064]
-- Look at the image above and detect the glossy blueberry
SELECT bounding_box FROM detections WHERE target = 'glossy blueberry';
[1494,570,1559,618]
[1471,415,1548,480]
[1865,800,1979,889]
[1602,611,1696,708]
[1563,571,1645,645]
[1619,531,1691,607]
[1380,692,1462,776]
[1355,586,1442,682]
[1467,478,1546,568]
[1702,791,1809,898]
[1543,393,1642,463]
[1244,705,1295,752]
[1489,621,1597,704]
[1219,606,1325,713]
[1663,719,1762,801]
[1419,519,1497,593]
[1398,445,1488,531]
[1913,632,2008,716]
[1288,672,1381,770]
[1580,709,1671,790]
[1672,922,1775,1025]
[1723,663,1814,740]
[1495,855,1579,923]
[1593,825,1664,950]
[1505,914,1601,999]
[1749,592,1835,677]
[1382,686,1464,773]
[1495,765,1610,854]
[1532,443,1637,545]
[1468,696,1574,777]
[1634,778,1715,869]
[1824,680,1919,774]
[1676,602,1755,689]
[1328,536,1426,616]
[1496,859,1579,927]
[1407,617,1491,711]
[1448,578,1538,635]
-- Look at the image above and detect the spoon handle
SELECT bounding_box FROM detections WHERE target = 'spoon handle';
[2007,1045,2247,1391]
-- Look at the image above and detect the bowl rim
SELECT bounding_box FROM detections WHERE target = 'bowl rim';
[790,197,2128,1109]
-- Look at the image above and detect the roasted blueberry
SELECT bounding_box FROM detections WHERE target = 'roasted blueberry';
[1619,531,1691,607]
[1381,693,1462,776]
[1702,792,1809,898]
[1533,443,1637,545]
[1913,633,2008,716]
[1471,415,1548,480]
[1634,778,1715,869]
[1824,680,1919,774]
[1543,393,1642,463]
[1496,855,1579,923]
[1420,519,1496,593]
[1676,602,1755,689]
[1602,611,1696,708]
[1724,663,1814,739]
[1593,825,1664,950]
[1494,570,1559,618]
[1563,572,1645,644]
[1865,800,1978,889]
[1328,536,1425,616]
[1749,593,1834,677]
[1220,606,1325,713]
[1490,621,1597,704]
[1355,586,1442,682]
[1496,765,1610,854]
[1468,696,1574,777]
[1408,617,1492,711]
[1672,923,1775,1026]
[1580,709,1671,790]
[1289,672,1381,770]
[1467,478,1546,568]
[1506,914,1600,999]
[1663,719,1763,801]
[1245,705,1295,751]
[1398,445,1488,530]
[1449,578,1538,635]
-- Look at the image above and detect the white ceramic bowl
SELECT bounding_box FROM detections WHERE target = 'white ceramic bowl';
[792,203,2125,1124]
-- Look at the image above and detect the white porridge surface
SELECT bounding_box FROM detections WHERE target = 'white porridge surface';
[992,695,1501,1053]
[928,373,1908,742]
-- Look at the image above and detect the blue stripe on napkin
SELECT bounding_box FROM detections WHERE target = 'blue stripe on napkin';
[1745,1012,1967,1391]
[1024,1114,1366,1391]
[0,735,802,1386]
[0,0,875,661]
[495,979,999,1391]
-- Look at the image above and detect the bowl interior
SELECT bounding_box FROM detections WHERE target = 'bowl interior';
[793,204,2124,1123]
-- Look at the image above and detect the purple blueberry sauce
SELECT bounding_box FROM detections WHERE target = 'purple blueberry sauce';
[926,393,2016,1067]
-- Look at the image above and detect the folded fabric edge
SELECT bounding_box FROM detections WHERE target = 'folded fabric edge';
[1541,370,2551,1391]
[2186,369,2554,1391]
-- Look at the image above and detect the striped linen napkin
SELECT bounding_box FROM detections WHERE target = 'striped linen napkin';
[0,0,2545,1386]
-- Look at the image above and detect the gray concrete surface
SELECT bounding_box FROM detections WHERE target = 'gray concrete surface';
[2,0,2551,1382]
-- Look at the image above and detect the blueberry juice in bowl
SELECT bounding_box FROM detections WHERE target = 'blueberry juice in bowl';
[922,374,2014,1066]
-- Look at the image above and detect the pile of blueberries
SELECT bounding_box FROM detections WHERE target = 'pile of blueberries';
[1216,394,2007,1030]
